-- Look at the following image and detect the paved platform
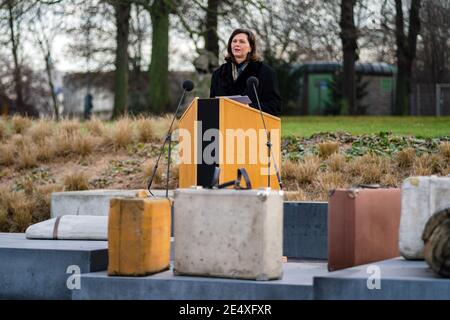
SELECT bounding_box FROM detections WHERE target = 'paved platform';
[0,233,108,299]
[72,261,328,300]
[314,258,450,300]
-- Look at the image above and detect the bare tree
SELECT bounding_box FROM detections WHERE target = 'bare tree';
[415,0,450,83]
[27,2,65,120]
[394,0,421,115]
[0,0,38,115]
[340,0,358,115]
[108,0,131,118]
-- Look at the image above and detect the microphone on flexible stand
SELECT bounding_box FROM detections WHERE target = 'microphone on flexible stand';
[147,80,195,197]
[246,76,283,190]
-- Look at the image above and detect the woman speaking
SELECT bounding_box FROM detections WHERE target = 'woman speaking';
[209,28,282,117]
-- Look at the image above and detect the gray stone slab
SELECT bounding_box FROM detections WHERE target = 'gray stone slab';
[283,202,327,259]
[51,189,173,218]
[313,258,450,300]
[0,233,108,300]
[72,261,328,300]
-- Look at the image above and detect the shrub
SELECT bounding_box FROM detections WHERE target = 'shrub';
[72,133,95,156]
[85,117,105,137]
[317,142,339,158]
[11,115,31,134]
[326,153,346,172]
[395,147,416,168]
[105,117,135,149]
[63,172,89,191]
[29,119,54,144]
[136,117,155,143]
[0,143,15,166]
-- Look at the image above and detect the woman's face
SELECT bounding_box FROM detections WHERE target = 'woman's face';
[231,33,251,62]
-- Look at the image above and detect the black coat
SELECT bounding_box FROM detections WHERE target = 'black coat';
[209,60,282,116]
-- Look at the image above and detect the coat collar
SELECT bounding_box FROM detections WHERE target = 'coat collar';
[220,60,262,91]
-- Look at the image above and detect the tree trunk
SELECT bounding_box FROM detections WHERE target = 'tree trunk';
[205,0,219,71]
[8,2,25,115]
[394,0,421,115]
[339,0,358,115]
[44,53,59,121]
[148,0,170,114]
[112,1,131,119]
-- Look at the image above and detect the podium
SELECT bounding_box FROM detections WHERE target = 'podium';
[178,97,281,189]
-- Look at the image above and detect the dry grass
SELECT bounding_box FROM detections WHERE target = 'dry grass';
[380,173,400,187]
[0,205,8,232]
[168,163,179,189]
[29,119,54,144]
[283,186,308,201]
[18,176,35,195]
[33,184,62,222]
[0,119,6,141]
[16,142,38,169]
[85,117,105,137]
[105,117,135,149]
[142,159,164,185]
[438,142,450,162]
[136,117,156,143]
[54,130,73,156]
[72,133,95,156]
[345,154,391,185]
[442,166,450,176]
[282,159,300,180]
[287,155,321,184]
[395,147,416,168]
[0,182,63,232]
[58,118,80,136]
[63,171,90,191]
[11,115,31,134]
[35,138,56,161]
[152,115,177,141]
[317,141,339,158]
[325,153,346,172]
[1,191,34,232]
[314,171,346,198]
[412,153,442,176]
[0,143,15,166]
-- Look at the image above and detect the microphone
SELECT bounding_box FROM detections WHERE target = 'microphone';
[147,79,195,197]
[246,76,259,89]
[183,80,194,92]
[246,76,283,190]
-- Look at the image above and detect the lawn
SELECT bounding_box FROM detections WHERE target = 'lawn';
[281,116,450,138]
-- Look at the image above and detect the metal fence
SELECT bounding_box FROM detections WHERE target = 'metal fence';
[411,83,450,116]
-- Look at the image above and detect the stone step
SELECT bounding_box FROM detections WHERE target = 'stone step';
[0,233,108,300]
[72,261,329,300]
[313,257,450,300]
[0,233,175,299]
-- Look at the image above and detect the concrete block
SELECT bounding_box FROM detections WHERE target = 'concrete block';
[283,202,327,259]
[51,189,173,218]
[0,233,108,299]
[313,258,450,300]
[173,189,283,280]
[26,216,108,240]
[72,261,328,300]
[400,176,450,259]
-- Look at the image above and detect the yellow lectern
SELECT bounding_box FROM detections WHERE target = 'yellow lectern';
[178,97,281,189]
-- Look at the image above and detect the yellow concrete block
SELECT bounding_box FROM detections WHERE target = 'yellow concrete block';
[108,197,171,276]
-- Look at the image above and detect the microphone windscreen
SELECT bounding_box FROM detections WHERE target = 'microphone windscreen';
[247,76,259,88]
[183,80,194,92]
